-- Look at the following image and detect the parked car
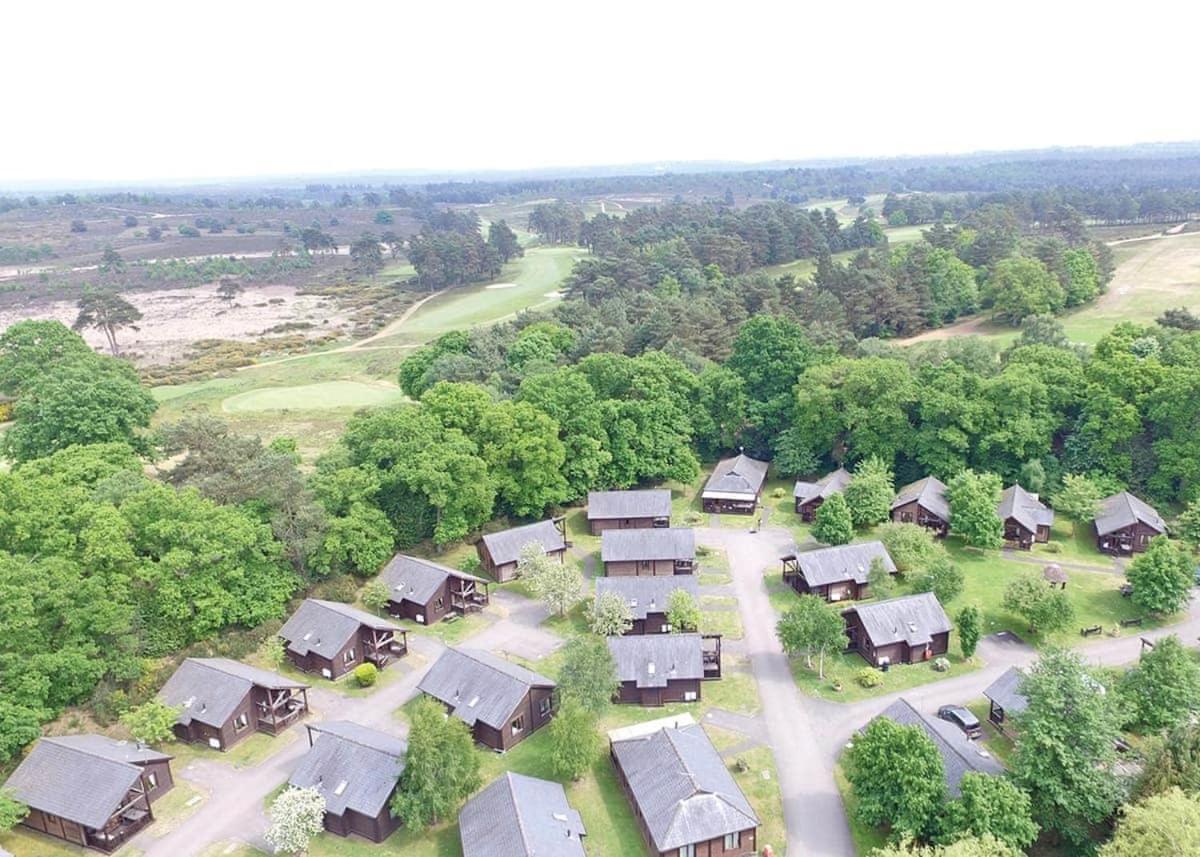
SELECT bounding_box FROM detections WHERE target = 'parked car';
[937,704,982,739]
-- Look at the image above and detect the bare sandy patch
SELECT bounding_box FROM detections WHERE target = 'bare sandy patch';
[484,282,518,290]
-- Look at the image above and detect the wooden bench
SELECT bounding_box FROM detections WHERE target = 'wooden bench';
[1080,625,1103,637]
[1120,617,1144,628]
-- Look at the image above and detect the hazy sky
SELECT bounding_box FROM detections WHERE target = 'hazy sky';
[4,1,1197,185]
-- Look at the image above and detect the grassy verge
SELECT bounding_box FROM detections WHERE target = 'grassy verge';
[700,597,745,640]
[791,650,977,703]
[966,699,1016,767]
[142,781,206,838]
[395,612,490,645]
[0,828,141,857]
[835,763,889,856]
[169,728,297,771]
[731,745,787,856]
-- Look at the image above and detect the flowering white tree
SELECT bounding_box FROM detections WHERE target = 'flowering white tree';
[265,786,326,855]
[518,541,581,616]
[589,589,633,636]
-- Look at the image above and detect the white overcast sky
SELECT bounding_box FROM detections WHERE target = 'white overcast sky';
[2,1,1198,186]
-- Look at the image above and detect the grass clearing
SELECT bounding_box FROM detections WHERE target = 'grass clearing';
[169,728,298,771]
[221,380,406,413]
[791,649,976,703]
[0,828,143,857]
[395,612,491,645]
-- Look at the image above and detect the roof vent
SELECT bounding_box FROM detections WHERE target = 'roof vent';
[647,662,656,676]
[302,632,313,640]
[553,813,568,822]
[630,598,638,608]
[468,696,480,708]
[649,599,656,610]
[183,696,195,708]
[333,780,348,796]
[907,621,918,632]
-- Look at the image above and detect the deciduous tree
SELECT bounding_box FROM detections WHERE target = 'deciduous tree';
[1119,635,1200,731]
[956,605,982,659]
[813,492,854,545]
[1052,474,1104,535]
[549,698,600,781]
[666,588,701,632]
[941,772,1038,851]
[1002,571,1074,634]
[557,636,618,714]
[265,786,327,854]
[846,717,946,838]
[1099,788,1200,857]
[1127,537,1194,616]
[845,455,895,527]
[777,595,847,679]
[119,700,182,744]
[912,554,965,604]
[392,696,480,831]
[947,470,1003,549]
[519,542,581,617]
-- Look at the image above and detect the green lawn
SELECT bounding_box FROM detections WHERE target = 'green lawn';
[835,763,889,856]
[395,612,491,645]
[1028,517,1112,567]
[140,781,205,838]
[700,597,745,639]
[0,828,140,857]
[965,699,1016,767]
[220,380,406,413]
[791,649,976,704]
[727,745,787,856]
[169,728,298,771]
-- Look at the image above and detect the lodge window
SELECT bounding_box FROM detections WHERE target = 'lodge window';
[678,845,696,857]
[435,597,444,610]
[234,712,249,731]
[512,715,525,734]
[724,831,742,848]
[538,697,552,716]
[343,648,356,664]
[640,560,650,570]
[147,772,158,789]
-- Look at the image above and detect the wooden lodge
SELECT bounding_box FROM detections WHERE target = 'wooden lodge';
[587,489,672,535]
[158,658,310,751]
[476,518,568,582]
[4,735,174,852]
[701,453,768,515]
[890,476,950,537]
[379,554,490,625]
[278,599,408,680]
[594,576,700,634]
[607,633,721,706]
[600,527,695,576]
[793,467,851,521]
[842,593,952,667]
[997,484,1053,549]
[608,714,759,857]
[417,647,557,752]
[781,541,896,603]
[459,772,587,857]
[869,699,1004,796]
[289,722,406,843]
[1094,491,1166,555]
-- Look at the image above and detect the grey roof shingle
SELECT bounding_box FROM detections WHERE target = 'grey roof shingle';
[601,528,695,563]
[480,520,567,567]
[607,633,704,688]
[418,648,555,731]
[843,593,952,648]
[983,666,1029,717]
[702,454,769,499]
[289,722,405,819]
[997,485,1054,534]
[1094,491,1166,537]
[610,723,758,852]
[278,599,400,659]
[587,489,672,521]
[3,736,164,829]
[459,772,586,857]
[158,658,308,729]
[379,554,487,606]
[595,576,699,621]
[891,476,951,521]
[793,467,852,502]
[796,541,895,587]
[874,698,1005,796]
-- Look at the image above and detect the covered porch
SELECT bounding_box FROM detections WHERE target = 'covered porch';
[257,687,309,735]
[365,628,408,668]
[450,578,490,614]
[84,784,154,852]
[701,634,722,680]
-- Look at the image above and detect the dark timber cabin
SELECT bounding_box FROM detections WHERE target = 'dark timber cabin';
[587,489,672,535]
[417,647,556,751]
[793,467,851,521]
[869,699,1004,796]
[890,476,951,537]
[4,735,174,852]
[278,599,408,680]
[289,721,406,843]
[1094,491,1167,555]
[842,593,952,667]
[476,518,568,582]
[997,484,1054,549]
[701,453,768,515]
[607,633,721,706]
[459,772,587,857]
[781,540,896,603]
[601,527,695,576]
[379,554,489,625]
[982,666,1029,730]
[158,658,309,751]
[594,575,700,634]
[609,714,759,857]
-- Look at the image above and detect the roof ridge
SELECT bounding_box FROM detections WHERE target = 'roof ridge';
[313,724,404,758]
[503,772,535,856]
[42,738,138,771]
[457,648,548,686]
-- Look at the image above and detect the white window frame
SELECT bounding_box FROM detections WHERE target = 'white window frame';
[146,771,158,789]
[343,647,356,665]
[233,712,250,731]
[678,845,696,857]
[724,831,741,848]
[511,715,525,734]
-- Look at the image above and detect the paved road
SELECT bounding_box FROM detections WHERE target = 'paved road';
[700,523,1200,857]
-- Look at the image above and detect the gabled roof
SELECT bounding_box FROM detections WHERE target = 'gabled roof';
[595,576,699,621]
[610,722,759,852]
[702,454,769,500]
[891,476,951,521]
[1094,491,1166,537]
[380,554,487,607]
[4,736,166,829]
[418,648,555,731]
[842,593,952,649]
[289,722,405,819]
[159,658,308,729]
[983,666,1029,717]
[459,772,586,857]
[587,489,672,521]
[279,599,400,659]
[601,528,695,563]
[997,484,1054,534]
[796,541,895,587]
[607,633,704,689]
[874,699,1005,796]
[793,467,852,503]
[480,520,567,567]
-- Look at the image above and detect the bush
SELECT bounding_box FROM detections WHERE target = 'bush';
[310,575,358,603]
[856,667,883,688]
[178,225,200,238]
[772,486,785,499]
[1044,541,1063,554]
[352,663,378,687]
[123,215,138,228]
[70,219,87,233]
[458,555,482,575]
[932,657,951,673]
